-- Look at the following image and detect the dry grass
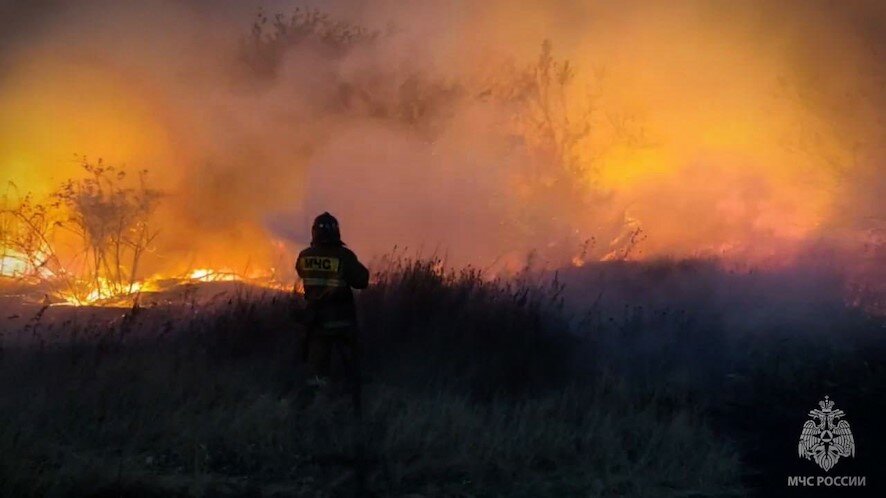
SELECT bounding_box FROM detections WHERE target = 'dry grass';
[1,257,882,496]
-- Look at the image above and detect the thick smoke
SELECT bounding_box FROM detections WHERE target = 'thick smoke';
[0,0,882,284]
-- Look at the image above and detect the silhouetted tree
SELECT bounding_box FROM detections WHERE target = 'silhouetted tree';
[54,157,162,299]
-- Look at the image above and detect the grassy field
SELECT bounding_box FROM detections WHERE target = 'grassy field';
[0,258,882,497]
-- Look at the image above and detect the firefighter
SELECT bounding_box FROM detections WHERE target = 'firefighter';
[295,212,369,407]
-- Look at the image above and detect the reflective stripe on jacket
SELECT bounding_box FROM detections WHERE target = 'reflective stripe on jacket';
[296,243,369,329]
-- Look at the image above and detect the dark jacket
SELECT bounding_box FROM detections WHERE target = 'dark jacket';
[296,243,369,329]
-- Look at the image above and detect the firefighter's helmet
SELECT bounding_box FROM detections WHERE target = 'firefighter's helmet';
[311,212,341,244]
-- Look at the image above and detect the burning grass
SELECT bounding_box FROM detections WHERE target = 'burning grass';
[0,256,883,496]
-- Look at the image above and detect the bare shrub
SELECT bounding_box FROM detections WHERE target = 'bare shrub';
[53,157,162,301]
[480,40,653,261]
[0,183,66,284]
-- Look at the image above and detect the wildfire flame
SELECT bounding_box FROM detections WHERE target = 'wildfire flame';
[77,278,145,306]
[51,268,284,307]
[0,3,881,310]
[0,254,28,278]
[189,268,243,283]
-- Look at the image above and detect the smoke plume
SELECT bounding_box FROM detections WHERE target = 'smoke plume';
[0,0,882,284]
